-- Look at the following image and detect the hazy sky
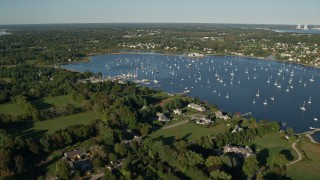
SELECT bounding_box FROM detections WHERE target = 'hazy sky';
[0,0,319,25]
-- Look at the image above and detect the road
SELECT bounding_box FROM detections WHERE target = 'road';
[287,142,302,166]
[162,120,189,129]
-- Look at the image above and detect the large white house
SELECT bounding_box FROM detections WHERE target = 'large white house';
[187,103,206,112]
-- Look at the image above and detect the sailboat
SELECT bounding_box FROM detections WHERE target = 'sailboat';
[308,96,312,104]
[245,67,248,74]
[271,96,275,101]
[226,93,230,99]
[300,101,306,111]
[256,90,260,97]
[286,86,290,92]
[253,98,256,104]
[310,75,314,82]
[263,99,267,106]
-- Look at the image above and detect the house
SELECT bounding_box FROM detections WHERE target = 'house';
[195,117,212,125]
[223,145,254,157]
[64,148,87,160]
[187,103,206,112]
[173,109,182,115]
[191,114,212,125]
[231,125,244,133]
[215,110,230,120]
[156,112,170,122]
[64,148,93,173]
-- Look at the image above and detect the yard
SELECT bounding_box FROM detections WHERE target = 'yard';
[286,137,320,180]
[0,103,25,115]
[149,121,226,143]
[9,111,98,139]
[43,95,81,110]
[245,133,297,166]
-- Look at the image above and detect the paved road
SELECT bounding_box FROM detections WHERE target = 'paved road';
[287,142,302,166]
[162,120,189,129]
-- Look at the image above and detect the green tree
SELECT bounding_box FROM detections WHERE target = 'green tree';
[210,170,232,180]
[55,159,71,179]
[243,156,260,179]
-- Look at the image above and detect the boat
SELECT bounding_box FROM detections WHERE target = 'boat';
[300,101,306,111]
[314,118,318,122]
[308,96,312,104]
[256,90,260,97]
[263,99,267,105]
[310,75,314,82]
[286,86,290,92]
[277,82,281,89]
[271,96,275,101]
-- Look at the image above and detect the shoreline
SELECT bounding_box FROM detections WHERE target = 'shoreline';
[305,134,318,143]
[65,49,320,70]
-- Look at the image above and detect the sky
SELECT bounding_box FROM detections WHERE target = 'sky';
[0,0,319,25]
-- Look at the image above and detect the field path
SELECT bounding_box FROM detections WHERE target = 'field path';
[163,120,189,129]
[287,142,302,166]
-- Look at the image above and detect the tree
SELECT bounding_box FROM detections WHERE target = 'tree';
[55,159,71,179]
[210,170,232,180]
[14,155,25,174]
[271,154,288,167]
[286,127,294,136]
[243,156,260,179]
[140,123,152,136]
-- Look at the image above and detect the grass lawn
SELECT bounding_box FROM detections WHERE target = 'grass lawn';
[245,133,297,166]
[0,78,13,83]
[149,122,226,143]
[10,111,98,139]
[0,103,25,115]
[43,95,81,109]
[286,137,320,180]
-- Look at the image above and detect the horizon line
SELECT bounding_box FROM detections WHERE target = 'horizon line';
[0,22,319,26]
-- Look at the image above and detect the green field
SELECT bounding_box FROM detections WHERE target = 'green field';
[0,103,25,115]
[0,78,13,83]
[287,137,320,180]
[150,121,226,143]
[44,95,81,109]
[10,111,98,139]
[246,133,297,165]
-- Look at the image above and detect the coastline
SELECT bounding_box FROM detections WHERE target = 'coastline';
[66,49,320,70]
[305,134,318,143]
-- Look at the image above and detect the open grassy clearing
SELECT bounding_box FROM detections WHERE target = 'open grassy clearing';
[9,111,98,139]
[245,133,297,166]
[0,103,25,115]
[0,78,13,83]
[44,95,81,109]
[286,137,320,180]
[149,122,226,143]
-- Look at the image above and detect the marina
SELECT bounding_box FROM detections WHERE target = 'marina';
[63,52,320,133]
